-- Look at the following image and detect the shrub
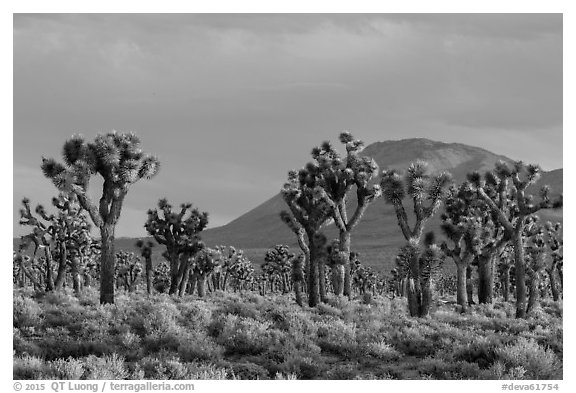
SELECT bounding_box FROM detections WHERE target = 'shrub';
[229,361,269,380]
[316,318,357,356]
[493,338,561,379]
[178,333,224,362]
[13,296,43,328]
[215,314,274,355]
[362,340,402,361]
[13,355,48,379]
[83,354,129,379]
[49,357,85,379]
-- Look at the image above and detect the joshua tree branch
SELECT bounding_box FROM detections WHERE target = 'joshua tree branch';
[477,188,514,234]
[71,185,103,227]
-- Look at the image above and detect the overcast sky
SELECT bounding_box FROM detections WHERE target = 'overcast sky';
[13,14,562,237]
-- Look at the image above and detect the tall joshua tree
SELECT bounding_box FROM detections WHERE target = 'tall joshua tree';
[281,165,332,307]
[468,161,562,318]
[381,160,452,244]
[135,239,155,295]
[440,184,482,311]
[41,132,160,304]
[309,132,382,297]
[144,199,208,295]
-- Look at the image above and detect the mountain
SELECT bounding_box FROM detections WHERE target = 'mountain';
[201,139,562,261]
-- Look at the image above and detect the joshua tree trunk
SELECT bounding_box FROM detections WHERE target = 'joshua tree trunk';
[548,264,560,301]
[307,231,319,307]
[177,260,192,297]
[54,244,68,290]
[197,274,206,297]
[456,262,468,311]
[189,272,197,295]
[407,253,421,317]
[332,264,344,297]
[100,224,116,304]
[43,247,55,291]
[71,255,81,296]
[526,270,540,315]
[294,281,303,306]
[420,280,432,317]
[512,229,527,318]
[340,231,352,298]
[145,255,153,295]
[478,254,495,304]
[502,266,511,302]
[318,258,327,303]
[466,265,474,305]
[168,250,180,295]
[407,278,421,317]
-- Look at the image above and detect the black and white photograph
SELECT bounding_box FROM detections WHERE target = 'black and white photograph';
[9,6,569,387]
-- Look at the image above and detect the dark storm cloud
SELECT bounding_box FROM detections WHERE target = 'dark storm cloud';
[13,14,562,237]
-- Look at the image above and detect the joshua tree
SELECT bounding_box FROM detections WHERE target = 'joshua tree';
[115,251,142,292]
[191,247,220,297]
[19,194,92,293]
[308,132,382,297]
[263,245,295,294]
[440,185,478,311]
[226,252,255,292]
[468,161,562,318]
[523,216,548,314]
[41,132,160,304]
[395,232,445,317]
[135,239,155,295]
[381,160,452,244]
[280,166,332,307]
[144,199,208,295]
[440,183,509,309]
[153,260,171,293]
[544,222,562,301]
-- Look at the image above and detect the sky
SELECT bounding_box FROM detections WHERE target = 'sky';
[13,13,563,237]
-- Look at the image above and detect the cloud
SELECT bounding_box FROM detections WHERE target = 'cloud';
[13,14,562,236]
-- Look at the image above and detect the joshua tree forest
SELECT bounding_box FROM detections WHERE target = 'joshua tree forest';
[13,14,563,381]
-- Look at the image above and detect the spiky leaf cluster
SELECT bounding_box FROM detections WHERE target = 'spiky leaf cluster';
[382,161,451,208]
[42,132,160,192]
[381,160,452,241]
[194,247,221,275]
[395,238,445,282]
[263,245,295,279]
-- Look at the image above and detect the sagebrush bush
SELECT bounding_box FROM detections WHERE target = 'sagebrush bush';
[83,354,129,379]
[13,295,43,327]
[493,338,561,379]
